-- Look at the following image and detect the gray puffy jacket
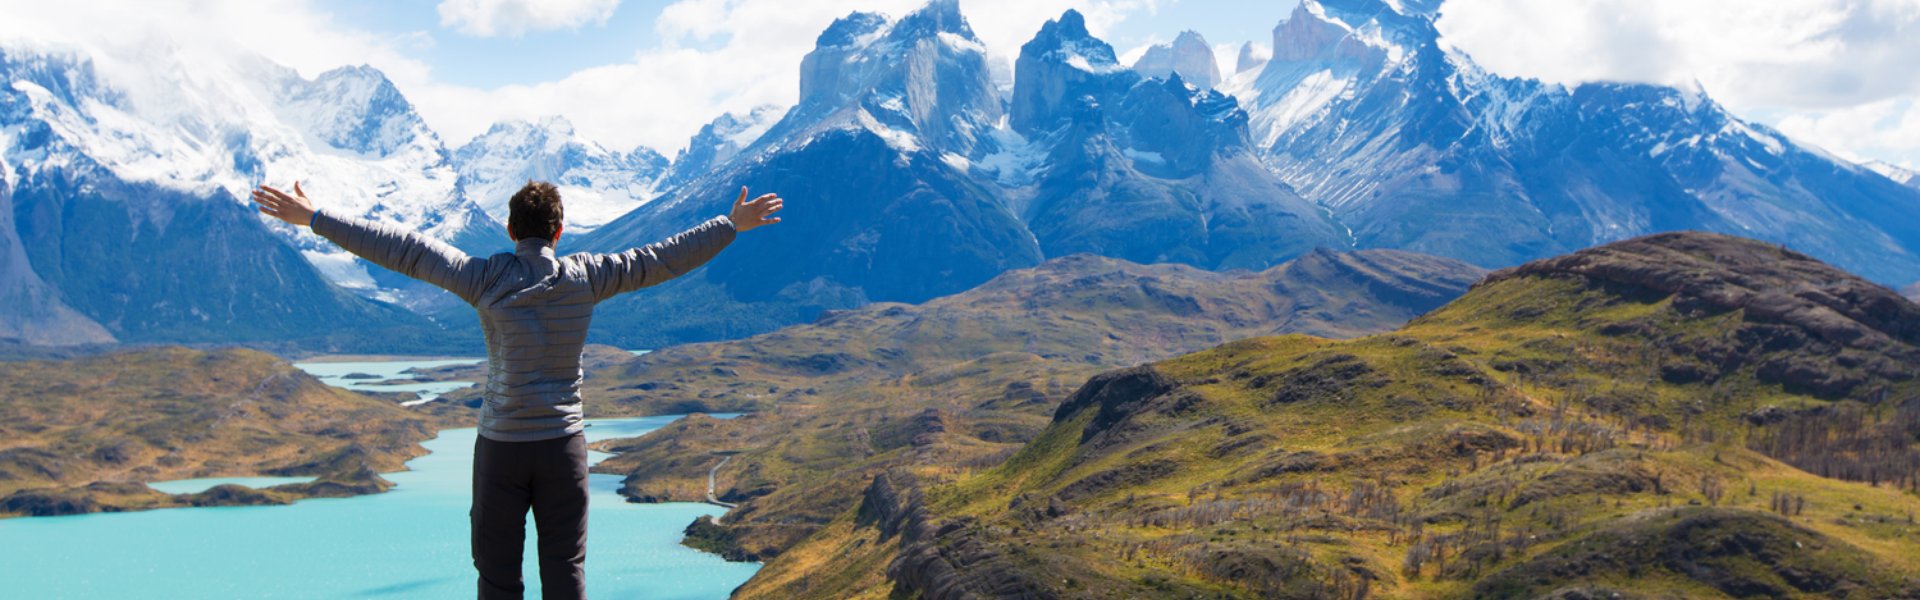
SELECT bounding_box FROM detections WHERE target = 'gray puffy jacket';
[312,210,736,442]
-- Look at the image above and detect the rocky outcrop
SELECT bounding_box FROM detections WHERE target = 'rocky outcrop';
[862,470,1055,600]
[1010,10,1134,136]
[1049,365,1180,439]
[682,515,766,562]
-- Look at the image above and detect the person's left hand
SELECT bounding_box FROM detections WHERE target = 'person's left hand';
[252,182,317,227]
[729,186,783,232]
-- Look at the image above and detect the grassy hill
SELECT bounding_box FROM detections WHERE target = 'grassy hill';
[737,232,1920,599]
[583,250,1485,561]
[0,347,461,517]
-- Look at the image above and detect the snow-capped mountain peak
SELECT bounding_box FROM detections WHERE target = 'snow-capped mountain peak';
[1,44,482,226]
[1226,0,1920,284]
[758,0,1001,159]
[0,41,497,303]
[662,106,783,189]
[450,115,669,232]
[1010,10,1135,136]
[273,64,439,159]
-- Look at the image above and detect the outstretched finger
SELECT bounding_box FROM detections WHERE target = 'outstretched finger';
[293,181,306,198]
[763,202,784,215]
[735,186,748,209]
[260,185,293,203]
[750,193,779,205]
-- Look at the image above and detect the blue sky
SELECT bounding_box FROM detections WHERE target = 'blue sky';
[323,0,681,89]
[324,0,1291,90]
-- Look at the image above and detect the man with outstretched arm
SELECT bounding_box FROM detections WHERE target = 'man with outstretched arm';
[251,181,783,600]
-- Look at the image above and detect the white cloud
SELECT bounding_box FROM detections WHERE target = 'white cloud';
[408,0,1157,152]
[0,0,1160,155]
[1118,35,1166,67]
[1772,100,1920,169]
[0,0,433,84]
[1434,0,1920,169]
[437,0,624,38]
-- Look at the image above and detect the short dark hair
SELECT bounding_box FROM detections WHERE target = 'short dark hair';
[509,181,564,241]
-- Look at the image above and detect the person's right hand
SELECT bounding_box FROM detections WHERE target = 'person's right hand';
[729,186,783,232]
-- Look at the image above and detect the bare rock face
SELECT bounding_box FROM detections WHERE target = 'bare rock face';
[1904,282,1920,303]
[863,470,1055,600]
[1131,30,1222,89]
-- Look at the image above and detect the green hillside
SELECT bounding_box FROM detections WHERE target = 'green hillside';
[584,250,1484,562]
[740,232,1920,599]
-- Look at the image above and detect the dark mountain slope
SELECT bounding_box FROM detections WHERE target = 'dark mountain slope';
[0,167,111,345]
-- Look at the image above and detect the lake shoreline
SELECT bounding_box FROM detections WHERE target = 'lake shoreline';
[2,413,748,520]
[1,413,759,598]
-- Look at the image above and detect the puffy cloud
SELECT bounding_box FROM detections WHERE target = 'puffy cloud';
[1773,100,1920,168]
[437,0,623,38]
[0,0,1158,155]
[409,0,1157,152]
[0,0,433,84]
[1434,0,1920,166]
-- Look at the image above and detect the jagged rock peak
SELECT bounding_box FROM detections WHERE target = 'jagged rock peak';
[1132,30,1222,89]
[1024,10,1114,64]
[816,12,890,48]
[890,0,974,40]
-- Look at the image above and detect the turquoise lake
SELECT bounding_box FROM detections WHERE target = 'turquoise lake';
[295,358,485,406]
[0,408,759,598]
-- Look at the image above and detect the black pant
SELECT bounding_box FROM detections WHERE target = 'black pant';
[472,432,589,600]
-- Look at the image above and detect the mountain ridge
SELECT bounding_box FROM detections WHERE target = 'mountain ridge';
[1233,0,1920,284]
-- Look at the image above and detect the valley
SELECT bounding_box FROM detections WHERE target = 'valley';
[583,248,1482,561]
[1,0,1917,598]
[729,231,1920,599]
